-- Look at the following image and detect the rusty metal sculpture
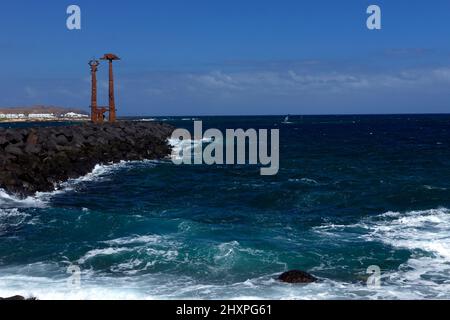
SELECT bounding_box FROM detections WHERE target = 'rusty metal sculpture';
[88,59,101,123]
[101,53,120,123]
[89,53,121,123]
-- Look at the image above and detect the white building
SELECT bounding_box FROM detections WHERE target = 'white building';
[64,112,89,118]
[0,113,26,119]
[28,113,56,119]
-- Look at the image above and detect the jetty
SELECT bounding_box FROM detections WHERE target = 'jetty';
[0,54,174,197]
[0,121,173,196]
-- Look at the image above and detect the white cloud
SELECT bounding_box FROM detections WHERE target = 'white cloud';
[190,71,241,91]
[177,66,450,97]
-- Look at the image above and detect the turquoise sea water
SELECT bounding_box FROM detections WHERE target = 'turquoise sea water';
[1,115,450,299]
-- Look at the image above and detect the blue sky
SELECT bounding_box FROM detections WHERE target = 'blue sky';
[0,0,449,115]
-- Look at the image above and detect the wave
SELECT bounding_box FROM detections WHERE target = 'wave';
[0,189,47,209]
[0,160,160,210]
[0,208,31,236]
[0,264,435,300]
[103,234,166,246]
[78,247,133,264]
[0,165,116,209]
[288,178,319,185]
[135,118,156,122]
[423,185,447,191]
[1,206,449,299]
[168,137,213,161]
[158,118,175,122]
[0,266,147,300]
[314,207,450,299]
[366,208,450,258]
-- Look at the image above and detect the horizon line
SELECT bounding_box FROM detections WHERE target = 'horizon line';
[119,112,450,118]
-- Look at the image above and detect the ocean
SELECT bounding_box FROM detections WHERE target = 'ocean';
[1,115,450,300]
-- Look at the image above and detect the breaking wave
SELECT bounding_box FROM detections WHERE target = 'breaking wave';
[2,206,450,300]
[168,137,213,161]
[0,189,47,209]
[0,160,160,209]
[314,208,450,299]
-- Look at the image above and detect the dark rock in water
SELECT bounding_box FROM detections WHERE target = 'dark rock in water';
[0,121,174,197]
[278,270,318,284]
[0,295,38,301]
[0,295,26,300]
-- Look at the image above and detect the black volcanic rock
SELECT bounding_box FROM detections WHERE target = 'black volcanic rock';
[0,121,174,197]
[0,295,37,300]
[5,144,24,156]
[278,270,318,284]
[0,295,25,300]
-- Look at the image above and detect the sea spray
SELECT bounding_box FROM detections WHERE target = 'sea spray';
[170,121,279,175]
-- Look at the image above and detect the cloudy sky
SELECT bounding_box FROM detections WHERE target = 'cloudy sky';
[0,0,449,115]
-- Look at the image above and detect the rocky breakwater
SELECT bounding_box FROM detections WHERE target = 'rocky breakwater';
[0,121,174,197]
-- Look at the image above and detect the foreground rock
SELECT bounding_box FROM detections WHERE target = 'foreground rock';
[278,270,318,284]
[0,121,174,197]
[0,295,36,300]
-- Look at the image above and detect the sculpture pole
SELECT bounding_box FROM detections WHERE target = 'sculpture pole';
[101,54,120,123]
[88,59,100,123]
[108,60,115,122]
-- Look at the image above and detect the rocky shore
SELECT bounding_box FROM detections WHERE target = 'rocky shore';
[0,121,174,197]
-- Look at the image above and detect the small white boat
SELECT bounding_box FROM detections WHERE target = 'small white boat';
[282,115,293,124]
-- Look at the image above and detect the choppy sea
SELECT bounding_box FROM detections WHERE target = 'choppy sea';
[1,115,450,299]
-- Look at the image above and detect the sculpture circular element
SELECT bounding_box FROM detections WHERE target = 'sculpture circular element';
[88,59,100,67]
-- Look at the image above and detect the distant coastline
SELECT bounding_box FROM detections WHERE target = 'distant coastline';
[0,105,89,123]
[0,118,89,123]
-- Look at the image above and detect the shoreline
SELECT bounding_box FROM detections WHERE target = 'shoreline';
[0,121,174,197]
[0,118,90,124]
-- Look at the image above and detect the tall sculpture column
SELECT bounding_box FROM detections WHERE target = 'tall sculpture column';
[101,53,120,123]
[88,59,100,123]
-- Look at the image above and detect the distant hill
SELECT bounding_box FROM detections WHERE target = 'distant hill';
[0,105,88,116]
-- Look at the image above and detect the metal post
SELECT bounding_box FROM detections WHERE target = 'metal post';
[108,60,115,122]
[101,54,120,123]
[88,59,100,123]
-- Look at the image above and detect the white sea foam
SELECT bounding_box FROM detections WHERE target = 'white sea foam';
[0,208,31,236]
[423,185,447,191]
[0,164,118,209]
[61,160,159,187]
[168,137,213,161]
[0,160,160,209]
[288,178,319,185]
[314,208,450,299]
[78,247,133,264]
[365,208,450,258]
[1,209,450,300]
[103,234,165,246]
[110,259,145,275]
[0,189,47,209]
[0,271,148,300]
[0,208,26,218]
[0,266,422,300]
[82,234,181,272]
[135,118,156,122]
